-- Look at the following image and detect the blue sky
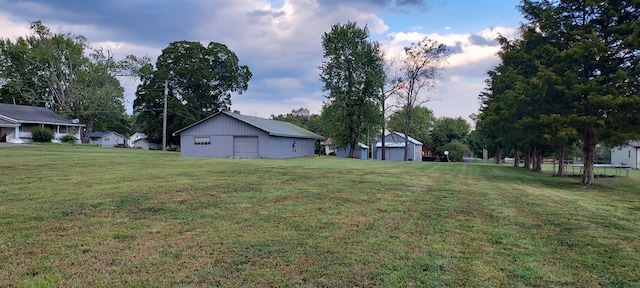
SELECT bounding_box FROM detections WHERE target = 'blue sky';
[0,0,525,124]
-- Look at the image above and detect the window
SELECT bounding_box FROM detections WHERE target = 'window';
[194,137,211,145]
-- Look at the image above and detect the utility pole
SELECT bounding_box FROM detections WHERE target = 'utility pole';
[162,80,168,151]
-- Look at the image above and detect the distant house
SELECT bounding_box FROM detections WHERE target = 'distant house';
[372,131,423,162]
[128,132,147,147]
[173,111,324,158]
[336,143,369,160]
[322,137,336,155]
[131,138,160,150]
[128,132,160,150]
[611,140,640,169]
[89,131,127,148]
[0,103,83,144]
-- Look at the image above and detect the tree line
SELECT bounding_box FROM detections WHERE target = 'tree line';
[475,0,640,184]
[0,22,251,146]
[1,20,459,159]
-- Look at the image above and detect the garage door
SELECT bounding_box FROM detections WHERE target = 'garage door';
[233,136,258,158]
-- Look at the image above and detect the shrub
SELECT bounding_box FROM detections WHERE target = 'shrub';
[31,126,54,142]
[60,134,77,144]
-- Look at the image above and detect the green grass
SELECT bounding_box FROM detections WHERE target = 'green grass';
[1,144,639,287]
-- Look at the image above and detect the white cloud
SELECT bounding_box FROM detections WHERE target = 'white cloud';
[0,0,523,125]
[0,13,31,39]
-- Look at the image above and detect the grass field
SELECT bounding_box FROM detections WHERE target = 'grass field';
[1,144,639,287]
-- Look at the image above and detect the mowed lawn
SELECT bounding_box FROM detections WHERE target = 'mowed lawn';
[1,145,639,287]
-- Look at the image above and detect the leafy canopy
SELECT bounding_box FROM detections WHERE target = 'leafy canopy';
[134,41,252,144]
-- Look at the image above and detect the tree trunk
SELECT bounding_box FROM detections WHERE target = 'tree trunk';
[513,147,520,167]
[403,108,412,161]
[524,146,531,169]
[582,130,598,185]
[494,147,502,164]
[381,131,386,160]
[348,142,359,158]
[533,146,542,172]
[556,145,565,177]
[81,118,94,143]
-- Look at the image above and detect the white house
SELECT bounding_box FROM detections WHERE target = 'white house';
[128,132,160,150]
[128,132,147,147]
[0,103,83,143]
[611,140,640,169]
[89,131,127,148]
[131,138,160,150]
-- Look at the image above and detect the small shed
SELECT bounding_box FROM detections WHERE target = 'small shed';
[336,143,369,160]
[611,140,640,169]
[89,131,127,147]
[172,111,324,158]
[372,131,423,162]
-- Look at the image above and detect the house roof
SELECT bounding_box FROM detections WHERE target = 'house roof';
[629,140,640,148]
[0,118,19,127]
[0,103,83,126]
[173,111,324,140]
[90,131,126,139]
[374,131,422,147]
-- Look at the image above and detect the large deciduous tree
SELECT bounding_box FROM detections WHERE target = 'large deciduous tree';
[0,21,138,142]
[387,106,435,147]
[395,38,448,161]
[318,22,385,158]
[134,41,251,145]
[431,116,471,156]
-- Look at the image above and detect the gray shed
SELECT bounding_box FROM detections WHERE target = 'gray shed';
[336,143,369,160]
[372,131,423,161]
[173,111,324,158]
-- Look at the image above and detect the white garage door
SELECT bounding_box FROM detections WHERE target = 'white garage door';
[233,136,258,158]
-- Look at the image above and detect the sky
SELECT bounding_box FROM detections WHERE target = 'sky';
[0,0,525,124]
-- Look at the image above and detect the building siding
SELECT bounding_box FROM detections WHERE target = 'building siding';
[336,145,369,160]
[180,114,265,136]
[611,146,640,169]
[90,132,126,148]
[373,136,422,161]
[178,113,318,158]
[267,136,316,158]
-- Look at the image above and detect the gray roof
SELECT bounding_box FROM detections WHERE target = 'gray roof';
[374,131,422,147]
[629,140,640,148]
[173,111,324,140]
[0,118,18,126]
[0,103,83,126]
[90,131,126,139]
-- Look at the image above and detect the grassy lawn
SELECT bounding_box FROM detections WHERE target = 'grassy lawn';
[1,144,639,287]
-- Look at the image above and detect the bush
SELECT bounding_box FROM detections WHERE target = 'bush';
[32,126,54,142]
[60,134,77,144]
[439,140,471,162]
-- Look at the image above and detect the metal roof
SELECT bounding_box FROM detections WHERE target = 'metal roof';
[0,103,83,126]
[374,131,422,147]
[90,131,126,139]
[628,140,640,148]
[174,111,324,140]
